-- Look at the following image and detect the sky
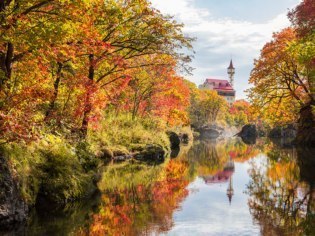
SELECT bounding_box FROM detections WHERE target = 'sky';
[150,0,301,99]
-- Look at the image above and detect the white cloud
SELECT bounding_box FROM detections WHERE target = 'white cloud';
[150,0,295,99]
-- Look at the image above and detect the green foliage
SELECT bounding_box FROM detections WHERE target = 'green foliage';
[2,135,97,204]
[88,112,170,157]
[2,143,43,205]
[226,111,248,128]
[37,135,95,202]
[188,86,228,127]
[75,141,100,171]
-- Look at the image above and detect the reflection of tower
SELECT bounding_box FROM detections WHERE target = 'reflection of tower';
[227,59,235,87]
[227,176,234,204]
[226,155,234,204]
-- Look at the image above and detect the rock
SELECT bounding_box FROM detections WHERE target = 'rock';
[97,146,131,161]
[237,124,257,138]
[0,156,28,227]
[200,128,220,139]
[268,124,297,139]
[170,148,180,158]
[296,103,315,146]
[268,124,297,147]
[194,124,224,140]
[95,147,113,160]
[243,136,257,145]
[134,144,165,162]
[101,148,114,159]
[167,131,180,149]
[179,133,189,144]
[112,149,128,157]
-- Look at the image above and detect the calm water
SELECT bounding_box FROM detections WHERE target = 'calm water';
[3,138,315,235]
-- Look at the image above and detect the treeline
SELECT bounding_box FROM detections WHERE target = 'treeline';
[248,0,314,144]
[188,80,253,129]
[0,0,194,142]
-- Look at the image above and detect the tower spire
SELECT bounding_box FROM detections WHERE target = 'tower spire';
[227,176,234,204]
[227,59,235,87]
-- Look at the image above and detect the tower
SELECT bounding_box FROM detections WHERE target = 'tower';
[227,60,235,87]
[226,155,234,204]
[226,176,234,204]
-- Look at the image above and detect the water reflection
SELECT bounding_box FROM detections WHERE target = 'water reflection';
[77,160,190,235]
[2,138,314,235]
[202,156,235,203]
[246,145,315,236]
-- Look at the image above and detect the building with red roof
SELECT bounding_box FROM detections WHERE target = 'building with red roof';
[199,60,236,105]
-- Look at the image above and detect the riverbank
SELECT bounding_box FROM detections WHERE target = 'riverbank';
[0,113,193,226]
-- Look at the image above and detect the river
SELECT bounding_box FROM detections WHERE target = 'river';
[2,138,315,235]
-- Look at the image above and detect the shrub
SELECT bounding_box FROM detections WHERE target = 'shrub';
[88,113,170,158]
[2,143,43,205]
[37,135,95,203]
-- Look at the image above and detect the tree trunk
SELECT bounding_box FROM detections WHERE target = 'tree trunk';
[45,62,63,120]
[132,90,139,120]
[0,42,13,92]
[296,100,315,146]
[81,54,94,137]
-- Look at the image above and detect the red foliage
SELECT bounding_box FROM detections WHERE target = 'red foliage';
[288,0,315,37]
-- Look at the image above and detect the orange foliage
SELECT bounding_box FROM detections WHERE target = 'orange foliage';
[77,160,189,236]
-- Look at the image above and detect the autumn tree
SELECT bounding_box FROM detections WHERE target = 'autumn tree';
[189,89,227,127]
[248,27,314,144]
[288,0,315,144]
[0,0,67,140]
[117,55,177,120]
[151,73,190,126]
[288,0,315,37]
[0,0,58,92]
[226,100,251,127]
[78,0,193,135]
[0,0,193,140]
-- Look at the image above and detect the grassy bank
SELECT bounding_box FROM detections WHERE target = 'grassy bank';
[1,113,192,205]
[87,113,171,159]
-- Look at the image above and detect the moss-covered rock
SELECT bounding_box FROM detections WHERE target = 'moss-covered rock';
[268,124,297,139]
[238,124,257,138]
[0,155,28,226]
[134,144,165,162]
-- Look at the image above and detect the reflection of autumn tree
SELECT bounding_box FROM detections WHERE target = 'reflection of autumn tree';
[77,159,189,236]
[247,147,315,236]
[186,139,262,177]
[186,140,229,176]
[226,139,260,163]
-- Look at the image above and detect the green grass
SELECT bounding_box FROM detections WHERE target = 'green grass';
[2,135,97,204]
[87,113,170,157]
